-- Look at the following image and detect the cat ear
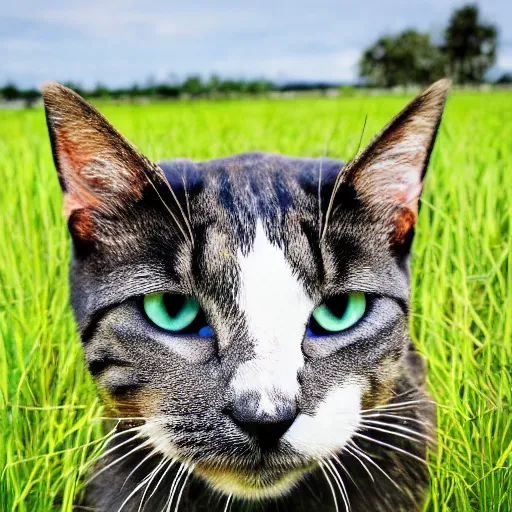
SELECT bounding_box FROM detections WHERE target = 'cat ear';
[326,78,450,244]
[41,81,163,220]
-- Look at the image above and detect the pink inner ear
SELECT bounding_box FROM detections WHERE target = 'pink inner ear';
[389,171,423,241]
[363,134,427,215]
[63,195,85,219]
[406,182,423,205]
[391,182,423,213]
[393,206,418,244]
[57,131,102,219]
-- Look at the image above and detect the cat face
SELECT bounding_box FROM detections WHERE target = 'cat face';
[42,81,448,499]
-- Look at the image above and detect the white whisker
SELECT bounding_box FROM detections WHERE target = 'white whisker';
[333,455,360,495]
[142,168,193,247]
[137,457,169,512]
[94,427,145,462]
[95,417,151,422]
[346,442,403,492]
[181,173,194,243]
[174,464,194,512]
[321,166,345,241]
[324,458,350,511]
[353,432,427,465]
[146,458,177,505]
[342,445,374,483]
[361,412,429,426]
[317,155,324,238]
[164,463,187,512]
[318,460,340,512]
[360,399,435,414]
[360,421,434,445]
[153,164,195,246]
[76,424,139,470]
[361,419,435,444]
[389,388,419,400]
[86,438,152,486]
[116,458,166,512]
[120,448,160,494]
[223,494,233,512]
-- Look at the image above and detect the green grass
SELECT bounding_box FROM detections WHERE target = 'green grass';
[1,91,511,510]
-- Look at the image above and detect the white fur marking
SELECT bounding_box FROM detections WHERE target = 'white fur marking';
[231,221,313,414]
[285,382,362,458]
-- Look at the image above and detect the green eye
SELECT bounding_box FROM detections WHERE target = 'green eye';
[309,292,366,336]
[143,293,202,333]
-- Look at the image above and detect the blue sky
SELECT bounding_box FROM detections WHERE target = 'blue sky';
[2,0,512,88]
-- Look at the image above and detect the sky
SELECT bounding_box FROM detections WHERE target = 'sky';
[2,0,512,88]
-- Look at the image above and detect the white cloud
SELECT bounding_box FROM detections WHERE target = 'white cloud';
[497,52,512,71]
[2,0,511,87]
[208,49,360,82]
[3,2,252,40]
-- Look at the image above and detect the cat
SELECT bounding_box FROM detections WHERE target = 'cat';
[42,79,449,512]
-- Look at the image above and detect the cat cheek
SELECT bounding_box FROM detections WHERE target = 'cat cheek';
[99,385,163,420]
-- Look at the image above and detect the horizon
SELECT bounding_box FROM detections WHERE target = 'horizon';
[3,0,512,89]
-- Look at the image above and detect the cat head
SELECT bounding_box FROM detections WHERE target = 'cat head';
[42,80,449,499]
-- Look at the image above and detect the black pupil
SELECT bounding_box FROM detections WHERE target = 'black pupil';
[325,295,349,318]
[163,294,187,318]
[309,295,349,335]
[161,294,208,334]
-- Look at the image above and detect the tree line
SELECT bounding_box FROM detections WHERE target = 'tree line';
[359,4,502,87]
[1,77,343,106]
[2,3,510,106]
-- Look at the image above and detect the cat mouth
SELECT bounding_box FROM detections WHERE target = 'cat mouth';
[194,460,315,499]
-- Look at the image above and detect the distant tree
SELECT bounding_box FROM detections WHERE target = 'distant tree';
[0,83,41,106]
[359,30,446,87]
[20,88,40,107]
[280,81,335,91]
[246,80,274,94]
[128,84,143,98]
[154,84,180,98]
[62,82,85,97]
[495,73,512,85]
[90,83,110,99]
[207,74,222,94]
[182,75,205,96]
[443,4,497,83]
[1,83,21,101]
[218,79,244,93]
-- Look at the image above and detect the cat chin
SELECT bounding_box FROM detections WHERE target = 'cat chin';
[194,461,315,499]
[137,418,316,499]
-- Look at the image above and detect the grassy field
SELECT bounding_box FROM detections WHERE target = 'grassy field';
[1,91,511,511]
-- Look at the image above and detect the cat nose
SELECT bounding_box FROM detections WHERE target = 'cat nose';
[226,396,297,449]
[233,416,296,449]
